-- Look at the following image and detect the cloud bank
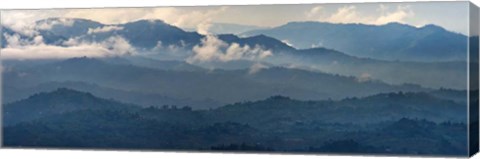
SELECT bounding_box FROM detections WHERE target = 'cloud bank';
[249,63,269,74]
[36,18,75,30]
[1,7,227,37]
[187,35,272,63]
[2,33,136,60]
[87,26,124,34]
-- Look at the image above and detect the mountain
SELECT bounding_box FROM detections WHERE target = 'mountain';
[275,47,467,89]
[48,19,203,49]
[3,88,138,126]
[1,16,471,157]
[101,56,205,72]
[217,34,295,52]
[428,88,467,104]
[4,18,469,63]
[119,20,203,49]
[3,57,427,106]
[32,18,292,52]
[36,18,104,38]
[1,24,69,48]
[213,92,466,125]
[2,18,469,89]
[3,81,223,110]
[242,21,467,61]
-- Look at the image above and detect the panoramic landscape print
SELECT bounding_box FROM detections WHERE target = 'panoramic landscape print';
[1,2,477,157]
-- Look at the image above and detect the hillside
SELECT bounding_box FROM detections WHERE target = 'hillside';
[3,57,429,107]
[2,88,468,156]
[3,88,139,126]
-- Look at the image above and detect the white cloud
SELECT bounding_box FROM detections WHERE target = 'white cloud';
[1,7,227,37]
[187,35,226,62]
[187,35,272,63]
[224,43,272,61]
[3,33,45,47]
[311,41,324,48]
[249,63,268,74]
[1,4,467,35]
[326,6,362,24]
[151,41,163,51]
[281,40,295,48]
[87,26,124,34]
[1,11,35,36]
[374,6,414,25]
[101,36,136,55]
[307,5,414,25]
[1,10,64,37]
[62,37,80,46]
[3,33,29,47]
[2,44,112,60]
[62,36,136,56]
[36,18,75,30]
[63,7,228,32]
[196,21,212,35]
[356,72,372,83]
[2,34,136,60]
[306,6,324,18]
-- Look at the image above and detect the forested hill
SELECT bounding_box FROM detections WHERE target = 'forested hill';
[3,88,468,156]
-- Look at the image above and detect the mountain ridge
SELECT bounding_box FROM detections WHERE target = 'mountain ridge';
[3,87,139,126]
[242,21,467,61]
[4,87,466,127]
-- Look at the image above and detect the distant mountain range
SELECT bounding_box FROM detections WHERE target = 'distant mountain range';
[242,21,467,61]
[2,57,428,109]
[26,18,288,52]
[1,17,470,156]
[4,88,466,126]
[1,18,469,89]
[2,18,468,62]
[276,47,467,89]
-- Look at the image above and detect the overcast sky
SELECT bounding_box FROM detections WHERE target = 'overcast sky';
[1,1,470,35]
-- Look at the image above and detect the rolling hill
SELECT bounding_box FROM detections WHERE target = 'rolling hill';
[2,88,468,156]
[3,57,429,107]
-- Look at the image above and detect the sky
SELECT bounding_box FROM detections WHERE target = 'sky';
[1,1,470,35]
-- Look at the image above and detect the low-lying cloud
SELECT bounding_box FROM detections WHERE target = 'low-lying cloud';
[36,18,75,30]
[249,63,269,74]
[356,72,373,83]
[3,33,43,48]
[2,34,136,60]
[87,26,124,34]
[187,35,272,63]
[1,7,227,37]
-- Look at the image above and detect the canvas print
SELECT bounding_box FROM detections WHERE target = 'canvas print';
[1,1,479,157]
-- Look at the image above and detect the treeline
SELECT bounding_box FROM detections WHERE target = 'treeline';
[2,88,469,156]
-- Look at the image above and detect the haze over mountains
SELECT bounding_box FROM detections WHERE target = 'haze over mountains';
[2,57,427,109]
[1,16,471,156]
[1,17,469,111]
[2,18,468,61]
[243,21,467,62]
[1,18,468,89]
